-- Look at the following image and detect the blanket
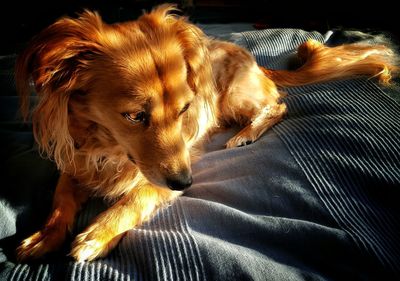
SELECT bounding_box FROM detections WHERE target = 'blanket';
[0,28,399,280]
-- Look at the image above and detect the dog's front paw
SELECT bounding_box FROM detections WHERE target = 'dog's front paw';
[70,225,124,262]
[16,227,65,261]
[226,134,253,148]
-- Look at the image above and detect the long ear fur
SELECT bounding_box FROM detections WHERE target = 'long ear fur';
[175,19,218,141]
[15,11,104,170]
[138,4,218,141]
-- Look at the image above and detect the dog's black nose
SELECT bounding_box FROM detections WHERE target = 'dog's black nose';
[166,174,193,191]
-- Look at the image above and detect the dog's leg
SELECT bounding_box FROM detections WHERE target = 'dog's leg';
[218,61,286,147]
[210,41,287,148]
[16,173,88,261]
[70,184,180,261]
[226,102,287,148]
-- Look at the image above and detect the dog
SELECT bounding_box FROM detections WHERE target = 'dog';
[15,4,398,262]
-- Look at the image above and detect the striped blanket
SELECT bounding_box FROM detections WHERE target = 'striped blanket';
[0,28,399,280]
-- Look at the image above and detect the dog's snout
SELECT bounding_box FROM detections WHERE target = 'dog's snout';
[166,173,193,191]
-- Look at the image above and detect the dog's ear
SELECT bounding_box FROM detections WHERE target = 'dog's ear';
[16,11,104,118]
[176,21,214,94]
[174,19,218,137]
[138,5,217,138]
[138,5,215,96]
[15,11,104,170]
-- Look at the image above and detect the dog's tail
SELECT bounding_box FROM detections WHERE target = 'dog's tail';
[260,39,399,87]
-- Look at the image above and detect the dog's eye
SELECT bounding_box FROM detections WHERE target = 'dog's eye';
[123,111,147,124]
[179,103,191,116]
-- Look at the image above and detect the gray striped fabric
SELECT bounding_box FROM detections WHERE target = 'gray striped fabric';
[7,200,205,281]
[3,28,400,280]
[242,29,400,274]
[242,29,325,69]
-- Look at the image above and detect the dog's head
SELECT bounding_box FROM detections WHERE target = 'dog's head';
[16,5,216,190]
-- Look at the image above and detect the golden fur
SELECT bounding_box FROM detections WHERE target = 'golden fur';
[15,4,398,261]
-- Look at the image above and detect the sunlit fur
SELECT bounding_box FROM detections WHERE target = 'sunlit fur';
[15,4,398,261]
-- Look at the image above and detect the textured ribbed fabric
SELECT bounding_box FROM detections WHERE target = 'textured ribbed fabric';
[2,29,400,280]
[242,29,325,69]
[6,200,205,281]
[242,29,400,275]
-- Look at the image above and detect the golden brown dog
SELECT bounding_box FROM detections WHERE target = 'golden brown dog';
[15,4,398,261]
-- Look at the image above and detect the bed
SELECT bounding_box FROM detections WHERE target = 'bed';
[0,26,399,280]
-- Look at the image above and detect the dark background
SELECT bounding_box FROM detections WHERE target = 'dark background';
[0,0,398,55]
